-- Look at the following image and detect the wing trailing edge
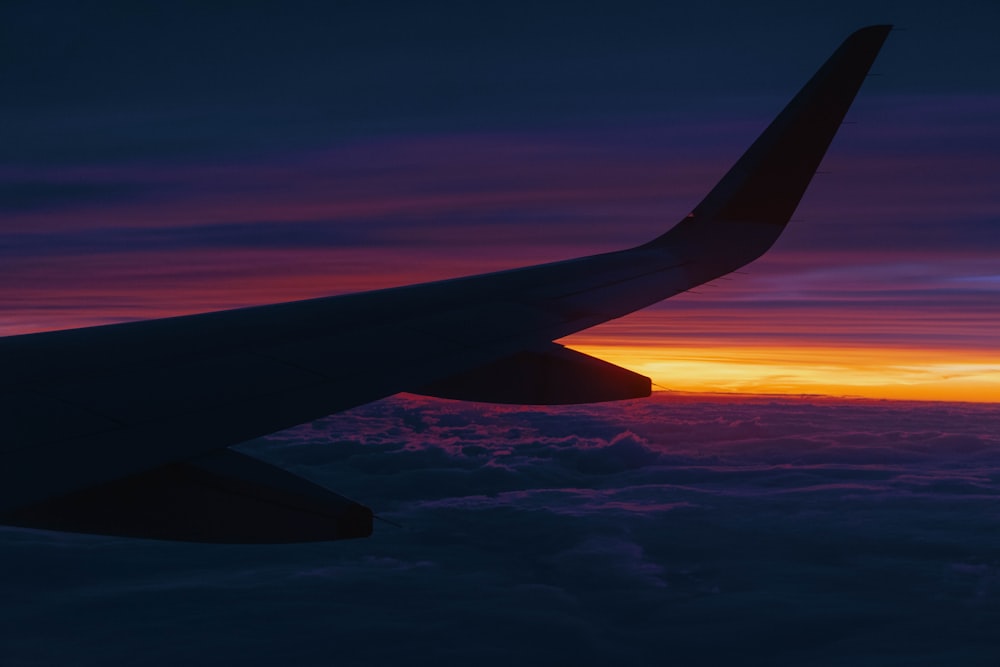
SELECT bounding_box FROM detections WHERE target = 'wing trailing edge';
[0,449,372,543]
[414,344,651,405]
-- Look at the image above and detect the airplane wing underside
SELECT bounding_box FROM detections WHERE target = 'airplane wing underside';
[0,26,891,542]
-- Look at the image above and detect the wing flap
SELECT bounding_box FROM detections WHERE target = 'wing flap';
[413,344,651,405]
[0,449,372,543]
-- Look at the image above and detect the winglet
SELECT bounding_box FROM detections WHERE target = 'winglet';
[647,25,891,245]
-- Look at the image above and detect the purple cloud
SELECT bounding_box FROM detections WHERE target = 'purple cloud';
[4,393,1000,664]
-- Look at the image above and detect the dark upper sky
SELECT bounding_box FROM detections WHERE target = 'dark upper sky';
[1,1,997,163]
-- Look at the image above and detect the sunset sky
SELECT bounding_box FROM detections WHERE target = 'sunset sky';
[4,4,1000,665]
[0,2,997,401]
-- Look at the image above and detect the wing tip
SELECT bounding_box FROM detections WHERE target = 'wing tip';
[643,24,891,255]
[854,24,894,34]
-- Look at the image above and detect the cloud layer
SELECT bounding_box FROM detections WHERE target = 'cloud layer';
[3,394,1000,665]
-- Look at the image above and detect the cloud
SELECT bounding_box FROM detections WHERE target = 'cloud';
[8,394,998,664]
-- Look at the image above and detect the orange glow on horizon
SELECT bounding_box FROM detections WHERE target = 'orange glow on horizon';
[567,342,1000,403]
[1,248,995,405]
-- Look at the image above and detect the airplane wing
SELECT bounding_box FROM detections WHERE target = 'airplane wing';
[0,26,891,543]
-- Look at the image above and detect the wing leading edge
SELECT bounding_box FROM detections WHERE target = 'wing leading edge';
[0,26,891,541]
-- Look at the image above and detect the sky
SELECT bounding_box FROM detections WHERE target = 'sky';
[2,3,1000,665]
[0,1,997,401]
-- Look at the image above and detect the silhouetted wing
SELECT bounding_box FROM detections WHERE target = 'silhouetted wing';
[0,26,891,542]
